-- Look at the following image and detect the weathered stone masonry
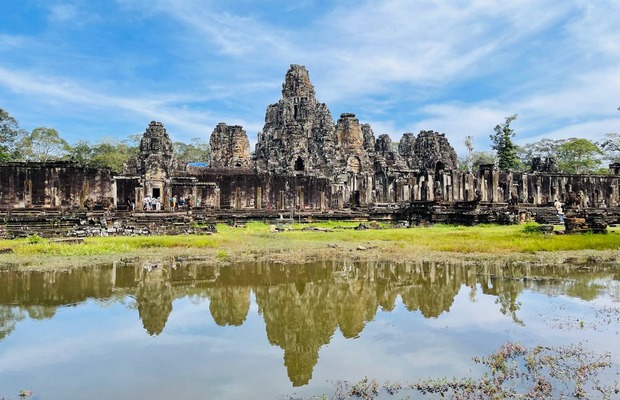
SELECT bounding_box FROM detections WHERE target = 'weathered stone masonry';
[1,64,619,228]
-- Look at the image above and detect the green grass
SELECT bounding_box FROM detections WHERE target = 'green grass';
[1,223,619,260]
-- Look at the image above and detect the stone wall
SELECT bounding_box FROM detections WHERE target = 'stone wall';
[0,64,617,225]
[0,162,114,209]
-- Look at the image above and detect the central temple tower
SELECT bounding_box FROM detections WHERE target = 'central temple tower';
[254,65,337,177]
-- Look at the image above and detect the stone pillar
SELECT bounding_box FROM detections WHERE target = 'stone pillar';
[79,181,89,209]
[235,187,242,210]
[491,169,499,203]
[478,164,496,202]
[163,185,171,211]
[215,188,221,210]
[278,190,285,210]
[366,175,373,205]
[609,180,618,206]
[192,186,197,208]
[112,180,118,207]
[256,187,262,209]
[427,174,435,202]
[520,174,528,203]
[297,187,304,210]
[320,191,325,211]
[505,172,513,202]
[445,173,452,201]
[451,171,459,201]
[135,187,144,211]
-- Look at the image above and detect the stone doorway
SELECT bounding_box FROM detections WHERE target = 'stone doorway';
[152,188,161,199]
[294,157,305,171]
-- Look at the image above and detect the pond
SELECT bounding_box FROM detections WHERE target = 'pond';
[1,259,619,399]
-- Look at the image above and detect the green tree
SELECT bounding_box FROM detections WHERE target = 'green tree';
[18,127,69,162]
[598,133,620,164]
[490,114,520,171]
[459,151,496,172]
[173,138,211,164]
[464,135,474,172]
[66,136,139,172]
[517,138,562,170]
[0,108,26,160]
[556,138,603,173]
[66,140,95,165]
[91,137,138,173]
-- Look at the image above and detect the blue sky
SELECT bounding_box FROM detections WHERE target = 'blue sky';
[1,0,619,155]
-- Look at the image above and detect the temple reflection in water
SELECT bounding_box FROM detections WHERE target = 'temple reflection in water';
[1,259,618,386]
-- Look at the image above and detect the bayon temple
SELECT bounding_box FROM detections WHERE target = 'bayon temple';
[1,65,619,233]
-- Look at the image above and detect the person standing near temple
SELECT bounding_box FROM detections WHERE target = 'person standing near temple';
[554,198,564,223]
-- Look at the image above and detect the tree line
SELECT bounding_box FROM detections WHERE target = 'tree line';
[2,107,618,175]
[0,108,210,173]
[462,114,620,174]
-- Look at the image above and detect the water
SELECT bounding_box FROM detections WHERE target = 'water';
[1,259,619,399]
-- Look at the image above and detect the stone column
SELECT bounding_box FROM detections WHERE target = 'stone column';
[491,169,499,203]
[111,180,118,207]
[256,187,262,209]
[427,174,435,202]
[235,187,242,210]
[520,174,528,203]
[135,187,144,211]
[163,185,171,211]
[366,175,373,205]
[279,190,285,210]
[297,187,304,210]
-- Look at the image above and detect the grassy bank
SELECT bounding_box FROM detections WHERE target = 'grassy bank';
[1,222,619,267]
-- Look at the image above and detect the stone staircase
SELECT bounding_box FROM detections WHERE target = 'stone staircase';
[532,208,563,225]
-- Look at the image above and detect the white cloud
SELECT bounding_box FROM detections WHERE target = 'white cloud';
[48,4,79,23]
[0,66,218,141]
[310,0,573,101]
[0,34,28,51]
[2,0,620,152]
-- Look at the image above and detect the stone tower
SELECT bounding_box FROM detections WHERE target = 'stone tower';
[138,121,175,179]
[254,64,337,176]
[209,123,251,168]
[334,113,373,176]
[413,130,459,171]
[398,133,419,169]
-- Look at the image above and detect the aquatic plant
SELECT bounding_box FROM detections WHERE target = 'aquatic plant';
[303,342,619,399]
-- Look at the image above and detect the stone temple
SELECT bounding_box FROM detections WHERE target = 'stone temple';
[1,64,619,233]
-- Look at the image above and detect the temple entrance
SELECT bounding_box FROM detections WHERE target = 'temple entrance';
[152,188,161,199]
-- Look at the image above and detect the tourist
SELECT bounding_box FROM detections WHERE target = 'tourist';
[554,198,564,223]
